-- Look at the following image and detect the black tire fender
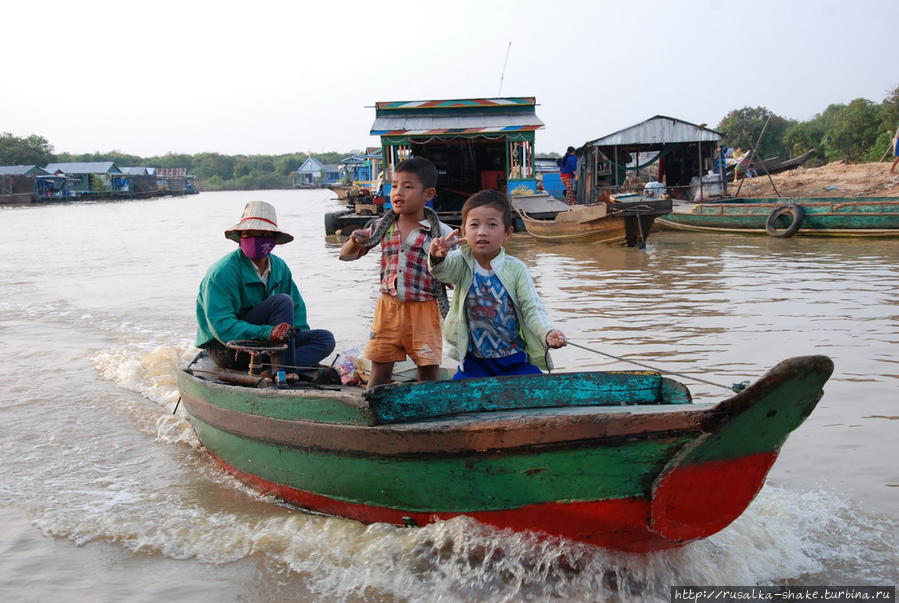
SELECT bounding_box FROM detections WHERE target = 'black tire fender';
[765,205,804,237]
[324,212,338,235]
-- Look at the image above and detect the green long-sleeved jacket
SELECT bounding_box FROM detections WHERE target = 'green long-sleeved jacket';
[428,246,555,369]
[195,249,308,347]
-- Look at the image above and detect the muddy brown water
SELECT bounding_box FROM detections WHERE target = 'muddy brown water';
[1,190,895,601]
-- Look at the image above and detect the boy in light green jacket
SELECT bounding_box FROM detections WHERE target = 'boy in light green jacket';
[428,190,566,379]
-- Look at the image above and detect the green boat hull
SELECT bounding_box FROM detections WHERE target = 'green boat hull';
[177,355,833,551]
[657,196,899,236]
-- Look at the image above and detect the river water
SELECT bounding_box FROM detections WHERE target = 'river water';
[0,190,896,601]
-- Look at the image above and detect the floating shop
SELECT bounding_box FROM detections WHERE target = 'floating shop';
[373,97,545,211]
[576,115,724,203]
[324,97,547,234]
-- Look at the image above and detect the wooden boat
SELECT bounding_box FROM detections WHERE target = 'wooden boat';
[516,197,672,246]
[656,196,899,237]
[727,149,817,179]
[177,352,833,553]
[328,184,352,201]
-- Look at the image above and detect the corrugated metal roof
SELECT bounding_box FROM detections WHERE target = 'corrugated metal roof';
[0,165,49,175]
[156,167,188,177]
[297,157,323,173]
[119,166,150,176]
[44,162,122,174]
[586,115,722,146]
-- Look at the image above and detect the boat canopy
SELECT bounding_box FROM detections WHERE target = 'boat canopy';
[371,97,544,139]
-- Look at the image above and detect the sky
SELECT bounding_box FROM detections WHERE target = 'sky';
[3,0,897,158]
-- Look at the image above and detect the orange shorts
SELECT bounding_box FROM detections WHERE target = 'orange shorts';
[365,294,442,366]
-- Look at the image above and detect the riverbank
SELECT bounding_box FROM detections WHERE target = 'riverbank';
[732,161,899,198]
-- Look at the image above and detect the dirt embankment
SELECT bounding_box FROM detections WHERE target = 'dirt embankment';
[731,161,899,198]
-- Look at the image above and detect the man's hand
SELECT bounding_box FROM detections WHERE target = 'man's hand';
[545,330,567,349]
[270,322,293,343]
[429,229,463,258]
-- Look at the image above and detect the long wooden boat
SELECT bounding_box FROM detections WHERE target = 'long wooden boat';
[516,197,671,246]
[727,149,816,179]
[177,353,833,553]
[327,184,352,200]
[656,196,899,237]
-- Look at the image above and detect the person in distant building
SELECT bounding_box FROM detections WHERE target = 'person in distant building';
[559,146,578,205]
[195,201,335,379]
[890,127,899,175]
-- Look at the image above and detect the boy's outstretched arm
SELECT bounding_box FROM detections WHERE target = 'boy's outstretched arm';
[339,228,370,261]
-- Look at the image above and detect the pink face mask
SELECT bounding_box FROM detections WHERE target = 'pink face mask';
[240,236,276,259]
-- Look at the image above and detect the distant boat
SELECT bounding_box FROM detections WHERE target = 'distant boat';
[516,196,671,246]
[328,184,352,200]
[728,149,816,180]
[178,351,833,552]
[656,196,899,237]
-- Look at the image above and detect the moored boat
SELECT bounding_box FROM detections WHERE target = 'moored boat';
[517,196,672,246]
[656,196,899,237]
[328,184,352,201]
[177,352,833,553]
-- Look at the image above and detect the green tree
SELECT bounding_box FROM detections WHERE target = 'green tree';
[878,84,899,134]
[716,107,795,159]
[0,132,55,165]
[822,98,881,162]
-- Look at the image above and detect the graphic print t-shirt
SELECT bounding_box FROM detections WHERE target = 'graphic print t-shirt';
[465,264,524,358]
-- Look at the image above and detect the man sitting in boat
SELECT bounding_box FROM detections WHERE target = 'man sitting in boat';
[195,200,335,380]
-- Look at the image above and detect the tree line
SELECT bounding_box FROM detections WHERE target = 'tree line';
[716,84,898,164]
[0,137,351,191]
[3,85,897,189]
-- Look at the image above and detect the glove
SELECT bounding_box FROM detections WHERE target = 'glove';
[270,322,293,343]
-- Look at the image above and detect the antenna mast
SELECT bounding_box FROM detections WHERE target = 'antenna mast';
[498,42,511,96]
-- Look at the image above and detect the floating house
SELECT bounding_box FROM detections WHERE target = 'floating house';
[43,162,124,196]
[337,148,383,191]
[576,116,723,203]
[119,167,160,196]
[156,167,197,194]
[0,165,50,203]
[291,158,342,188]
[370,97,544,212]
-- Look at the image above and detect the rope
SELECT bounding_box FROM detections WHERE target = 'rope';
[566,341,748,392]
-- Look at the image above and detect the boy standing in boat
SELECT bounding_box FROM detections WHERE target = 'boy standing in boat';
[339,157,454,387]
[196,201,335,378]
[428,189,566,379]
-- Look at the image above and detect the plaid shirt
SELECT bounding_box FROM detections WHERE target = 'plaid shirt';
[360,218,450,302]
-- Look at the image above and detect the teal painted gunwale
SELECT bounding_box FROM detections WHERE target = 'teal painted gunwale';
[190,416,691,511]
[365,371,680,424]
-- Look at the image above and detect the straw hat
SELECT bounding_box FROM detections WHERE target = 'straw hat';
[224,201,294,245]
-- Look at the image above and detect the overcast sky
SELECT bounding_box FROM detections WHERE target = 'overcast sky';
[3,0,897,158]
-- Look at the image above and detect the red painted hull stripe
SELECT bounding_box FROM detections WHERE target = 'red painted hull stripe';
[206,450,777,553]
